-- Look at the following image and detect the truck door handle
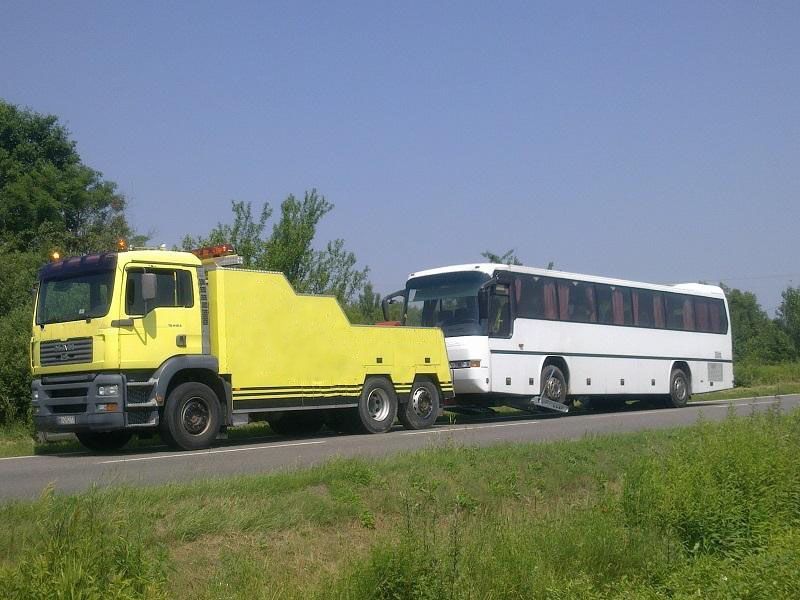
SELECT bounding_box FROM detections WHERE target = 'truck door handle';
[176,335,186,347]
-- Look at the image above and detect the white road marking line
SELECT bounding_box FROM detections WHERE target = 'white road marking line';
[402,421,540,435]
[0,454,40,462]
[97,440,326,464]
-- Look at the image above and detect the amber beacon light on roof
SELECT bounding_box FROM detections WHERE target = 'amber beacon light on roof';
[191,243,236,260]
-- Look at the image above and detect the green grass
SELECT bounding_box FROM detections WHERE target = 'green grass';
[1,408,799,599]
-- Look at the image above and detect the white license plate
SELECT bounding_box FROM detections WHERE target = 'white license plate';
[56,415,76,426]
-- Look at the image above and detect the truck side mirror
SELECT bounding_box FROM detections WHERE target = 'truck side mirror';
[141,273,157,303]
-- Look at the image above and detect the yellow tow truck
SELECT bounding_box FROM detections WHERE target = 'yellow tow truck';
[31,244,453,451]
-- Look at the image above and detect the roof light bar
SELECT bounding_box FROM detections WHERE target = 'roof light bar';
[191,243,236,260]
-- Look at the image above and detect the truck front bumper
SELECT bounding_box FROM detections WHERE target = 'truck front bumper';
[32,373,156,433]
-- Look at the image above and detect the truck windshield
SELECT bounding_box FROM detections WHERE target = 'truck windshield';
[405,271,490,337]
[36,255,117,325]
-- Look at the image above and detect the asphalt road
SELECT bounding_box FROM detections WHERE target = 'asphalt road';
[1,394,798,501]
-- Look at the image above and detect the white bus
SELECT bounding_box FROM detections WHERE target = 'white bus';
[384,264,733,411]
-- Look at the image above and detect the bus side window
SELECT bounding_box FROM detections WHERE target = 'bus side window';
[611,287,633,325]
[596,284,613,324]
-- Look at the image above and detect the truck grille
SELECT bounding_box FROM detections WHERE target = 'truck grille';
[40,338,93,366]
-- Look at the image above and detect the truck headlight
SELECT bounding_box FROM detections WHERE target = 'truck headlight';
[449,359,482,369]
[97,384,120,397]
[32,390,39,401]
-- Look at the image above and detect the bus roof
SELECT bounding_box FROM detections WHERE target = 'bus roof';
[406,263,726,298]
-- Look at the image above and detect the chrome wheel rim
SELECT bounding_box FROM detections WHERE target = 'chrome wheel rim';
[367,388,391,422]
[673,376,687,401]
[182,396,211,436]
[411,387,433,419]
[544,376,563,401]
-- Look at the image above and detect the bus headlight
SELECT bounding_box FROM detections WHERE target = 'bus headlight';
[450,359,482,369]
[97,384,120,397]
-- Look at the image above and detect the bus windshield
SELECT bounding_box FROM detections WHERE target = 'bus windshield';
[405,271,490,337]
[36,255,117,325]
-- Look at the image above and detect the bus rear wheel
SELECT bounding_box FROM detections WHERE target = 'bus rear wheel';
[76,430,132,452]
[666,369,690,408]
[398,381,440,430]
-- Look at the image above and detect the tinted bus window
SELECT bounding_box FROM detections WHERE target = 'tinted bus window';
[610,286,633,325]
[665,294,695,331]
[558,280,597,323]
[596,284,613,324]
[516,274,558,320]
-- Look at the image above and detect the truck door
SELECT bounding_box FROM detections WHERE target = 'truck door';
[117,265,202,370]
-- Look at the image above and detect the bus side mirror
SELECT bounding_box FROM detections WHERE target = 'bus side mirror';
[141,273,157,303]
[381,289,405,323]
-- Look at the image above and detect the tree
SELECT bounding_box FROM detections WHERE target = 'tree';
[776,286,800,354]
[0,100,132,255]
[481,249,522,265]
[0,99,136,423]
[722,284,795,363]
[345,282,385,324]
[183,190,370,305]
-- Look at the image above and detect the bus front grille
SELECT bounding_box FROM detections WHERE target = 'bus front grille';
[40,338,93,366]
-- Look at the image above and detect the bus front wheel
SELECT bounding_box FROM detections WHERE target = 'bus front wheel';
[541,365,568,404]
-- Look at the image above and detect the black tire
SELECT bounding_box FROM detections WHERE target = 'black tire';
[268,411,325,436]
[162,382,222,450]
[666,369,690,408]
[398,380,440,430]
[356,377,398,433]
[541,365,568,404]
[76,430,133,452]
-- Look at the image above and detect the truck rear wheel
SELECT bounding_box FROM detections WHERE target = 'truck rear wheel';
[398,381,440,430]
[76,430,132,452]
[162,382,222,450]
[357,377,398,433]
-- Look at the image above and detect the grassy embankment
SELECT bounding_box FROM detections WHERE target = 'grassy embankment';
[1,408,799,599]
[1,361,799,458]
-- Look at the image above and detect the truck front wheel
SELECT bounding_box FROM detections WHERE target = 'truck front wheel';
[162,382,222,450]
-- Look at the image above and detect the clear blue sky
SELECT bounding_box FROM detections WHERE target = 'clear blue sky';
[2,1,798,313]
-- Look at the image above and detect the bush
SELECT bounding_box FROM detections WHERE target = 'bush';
[733,361,800,387]
[0,490,168,599]
[623,408,800,559]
